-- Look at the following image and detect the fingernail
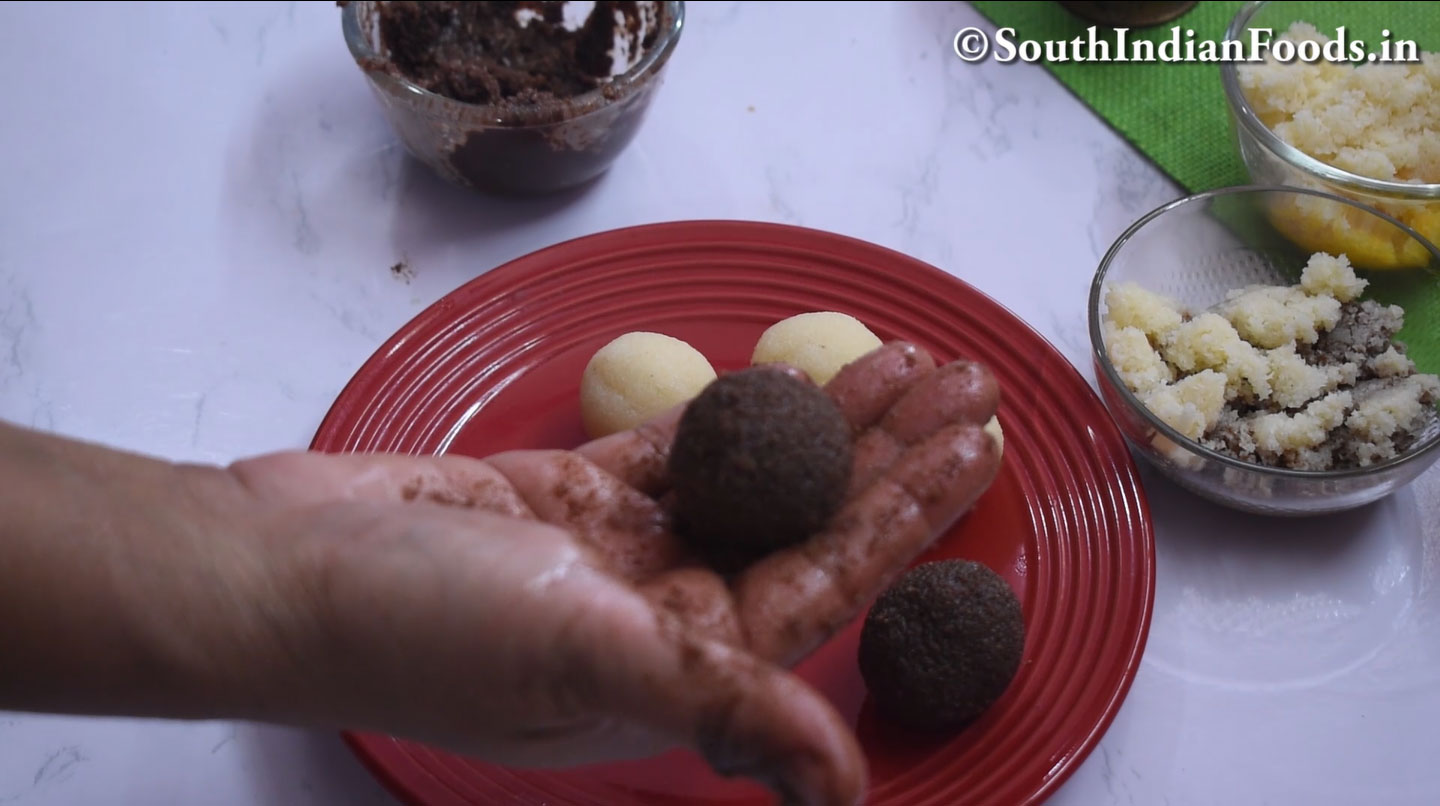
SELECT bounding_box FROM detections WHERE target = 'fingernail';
[700,740,804,805]
[758,768,806,806]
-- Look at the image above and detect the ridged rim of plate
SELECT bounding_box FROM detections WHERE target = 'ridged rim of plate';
[311,220,1156,806]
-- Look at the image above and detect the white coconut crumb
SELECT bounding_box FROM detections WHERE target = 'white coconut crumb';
[1104,282,1185,341]
[1346,375,1440,442]
[1105,323,1174,394]
[1300,252,1368,303]
[1142,370,1229,440]
[1251,390,1353,455]
[1161,313,1272,401]
[1266,344,1357,410]
[1216,284,1342,349]
[1368,346,1415,378]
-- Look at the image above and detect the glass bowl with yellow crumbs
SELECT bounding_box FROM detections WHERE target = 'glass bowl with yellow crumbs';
[1220,1,1439,272]
[1088,186,1440,516]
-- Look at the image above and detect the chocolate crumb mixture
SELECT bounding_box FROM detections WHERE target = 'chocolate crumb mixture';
[1197,299,1439,471]
[1299,299,1405,367]
[356,0,673,195]
[377,1,642,111]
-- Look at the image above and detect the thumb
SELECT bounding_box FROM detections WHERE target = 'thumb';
[570,584,869,806]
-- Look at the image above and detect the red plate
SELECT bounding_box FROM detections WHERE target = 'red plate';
[311,221,1155,806]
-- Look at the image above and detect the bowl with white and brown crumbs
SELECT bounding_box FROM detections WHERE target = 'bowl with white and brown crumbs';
[340,1,684,196]
[1088,186,1440,516]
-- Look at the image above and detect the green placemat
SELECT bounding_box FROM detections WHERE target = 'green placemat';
[968,0,1440,369]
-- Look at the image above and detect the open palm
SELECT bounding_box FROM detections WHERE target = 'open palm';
[226,341,1001,806]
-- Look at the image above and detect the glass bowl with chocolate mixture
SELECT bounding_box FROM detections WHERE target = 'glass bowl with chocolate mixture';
[341,1,684,196]
[1088,185,1440,517]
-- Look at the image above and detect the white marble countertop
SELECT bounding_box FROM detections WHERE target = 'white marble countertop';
[3,2,1438,804]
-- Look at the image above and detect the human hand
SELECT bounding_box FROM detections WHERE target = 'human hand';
[224,342,1001,805]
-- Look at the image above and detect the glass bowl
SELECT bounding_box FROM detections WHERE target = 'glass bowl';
[1056,2,1198,28]
[341,1,684,196]
[1219,1,1439,271]
[1088,186,1440,516]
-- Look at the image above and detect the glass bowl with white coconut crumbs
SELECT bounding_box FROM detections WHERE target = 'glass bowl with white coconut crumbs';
[1088,186,1440,517]
[341,1,684,196]
[1219,1,1439,272]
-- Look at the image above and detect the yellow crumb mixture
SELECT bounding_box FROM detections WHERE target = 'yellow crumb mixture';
[1239,23,1438,184]
[1238,23,1439,269]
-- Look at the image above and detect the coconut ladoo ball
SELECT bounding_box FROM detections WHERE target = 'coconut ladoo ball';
[751,311,883,386]
[668,367,853,569]
[580,332,717,439]
[983,415,1004,459]
[859,559,1025,733]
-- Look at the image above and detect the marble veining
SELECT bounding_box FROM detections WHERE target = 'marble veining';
[31,747,85,788]
[0,273,35,386]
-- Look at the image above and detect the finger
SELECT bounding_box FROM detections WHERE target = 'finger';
[733,422,1001,666]
[823,341,935,430]
[486,450,684,582]
[637,567,744,648]
[574,404,683,496]
[878,360,999,442]
[556,585,868,806]
[845,360,1001,494]
[227,451,535,518]
[844,429,905,498]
